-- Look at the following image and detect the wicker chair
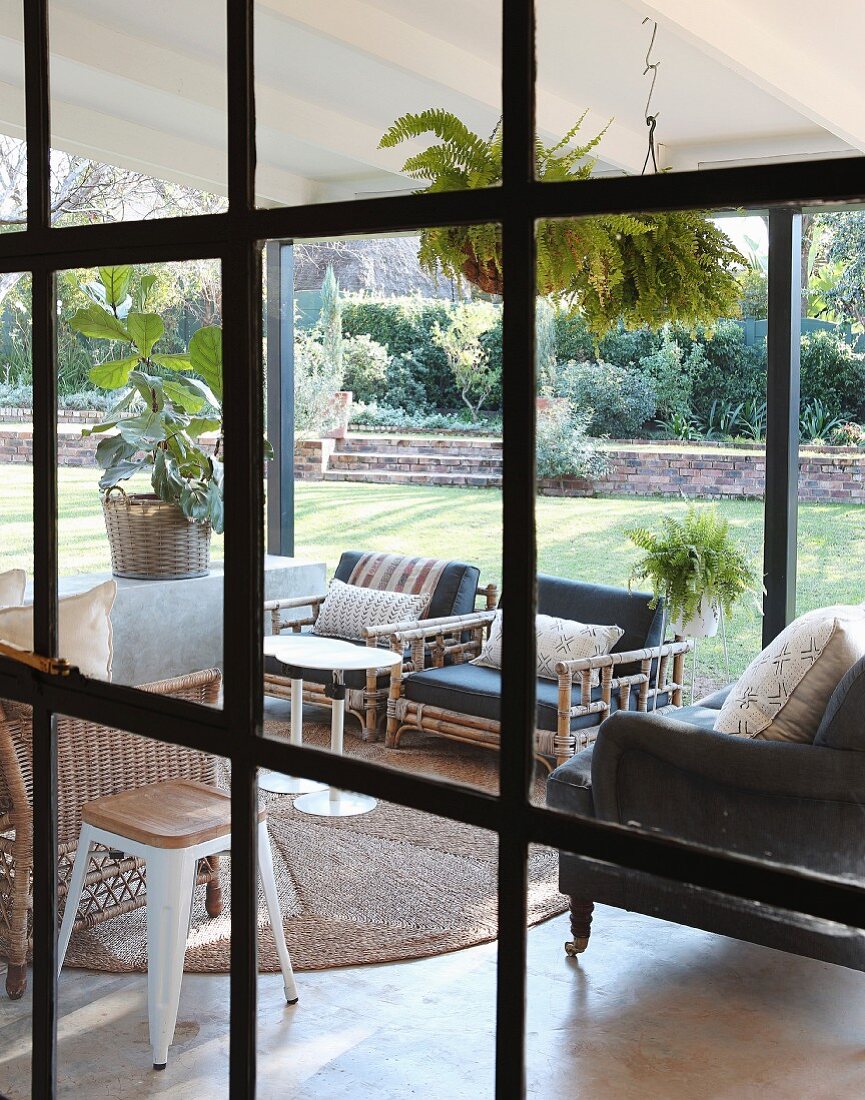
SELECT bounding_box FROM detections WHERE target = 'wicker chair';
[264,550,498,738]
[385,577,692,768]
[0,668,223,999]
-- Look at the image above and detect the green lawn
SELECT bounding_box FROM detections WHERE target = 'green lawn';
[2,466,863,688]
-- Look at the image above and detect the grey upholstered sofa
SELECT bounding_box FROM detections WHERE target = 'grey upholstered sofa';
[386,575,691,767]
[264,549,497,737]
[548,657,865,970]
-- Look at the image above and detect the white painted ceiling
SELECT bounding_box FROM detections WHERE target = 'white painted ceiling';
[0,0,860,207]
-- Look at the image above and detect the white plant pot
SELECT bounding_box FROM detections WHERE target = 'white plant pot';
[671,597,720,639]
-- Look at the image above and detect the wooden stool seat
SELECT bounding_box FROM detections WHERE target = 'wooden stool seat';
[82,779,264,849]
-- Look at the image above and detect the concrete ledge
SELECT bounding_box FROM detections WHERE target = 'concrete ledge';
[40,555,327,686]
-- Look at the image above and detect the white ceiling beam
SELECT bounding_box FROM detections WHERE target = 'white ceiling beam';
[632,0,865,153]
[0,79,314,206]
[258,0,648,174]
[41,7,409,178]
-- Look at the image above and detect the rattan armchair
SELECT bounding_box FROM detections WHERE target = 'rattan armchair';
[0,668,223,999]
[264,550,497,738]
[384,577,693,768]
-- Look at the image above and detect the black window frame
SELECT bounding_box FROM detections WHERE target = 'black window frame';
[2,2,865,1097]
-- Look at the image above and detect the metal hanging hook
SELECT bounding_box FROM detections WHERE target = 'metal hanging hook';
[641,17,661,175]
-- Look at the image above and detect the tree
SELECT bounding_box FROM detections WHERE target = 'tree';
[0,135,225,309]
[319,264,344,382]
[811,211,865,329]
[431,302,499,420]
[535,298,557,394]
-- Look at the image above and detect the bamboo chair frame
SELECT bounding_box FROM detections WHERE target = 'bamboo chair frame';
[263,583,498,738]
[0,668,223,999]
[383,616,692,768]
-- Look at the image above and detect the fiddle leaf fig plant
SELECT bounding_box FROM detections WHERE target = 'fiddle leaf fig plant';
[69,266,228,532]
[379,109,745,334]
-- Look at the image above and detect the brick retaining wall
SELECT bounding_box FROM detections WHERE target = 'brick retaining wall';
[6,426,865,505]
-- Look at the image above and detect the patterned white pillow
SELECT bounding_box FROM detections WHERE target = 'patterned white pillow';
[313,579,427,642]
[472,610,623,686]
[715,604,865,741]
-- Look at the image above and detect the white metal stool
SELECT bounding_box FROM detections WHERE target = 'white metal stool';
[57,779,298,1070]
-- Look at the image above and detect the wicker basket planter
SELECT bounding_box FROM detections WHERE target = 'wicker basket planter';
[102,488,211,580]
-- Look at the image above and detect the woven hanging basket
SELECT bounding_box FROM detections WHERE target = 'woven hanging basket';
[102,488,211,580]
[460,243,503,296]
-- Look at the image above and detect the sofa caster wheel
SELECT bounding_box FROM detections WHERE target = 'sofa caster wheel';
[565,938,589,956]
[154,1062,167,1072]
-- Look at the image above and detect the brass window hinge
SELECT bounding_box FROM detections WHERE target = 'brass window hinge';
[0,642,73,677]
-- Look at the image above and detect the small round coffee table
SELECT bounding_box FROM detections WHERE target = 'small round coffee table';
[262,634,402,817]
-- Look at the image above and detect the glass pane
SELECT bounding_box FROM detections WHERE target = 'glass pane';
[256,766,497,1096]
[796,206,865,615]
[55,721,228,1092]
[254,2,502,207]
[0,271,31,1097]
[262,229,502,794]
[0,0,26,232]
[526,842,865,1096]
[532,211,767,798]
[536,1,863,182]
[56,260,224,696]
[48,0,227,223]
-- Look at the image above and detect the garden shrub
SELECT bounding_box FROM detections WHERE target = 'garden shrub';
[553,309,595,363]
[536,402,606,480]
[798,330,865,418]
[554,360,656,437]
[638,330,694,419]
[676,320,766,418]
[384,351,434,413]
[350,402,501,433]
[294,329,342,433]
[341,334,389,404]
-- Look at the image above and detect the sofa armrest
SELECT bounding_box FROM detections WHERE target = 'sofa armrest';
[555,639,691,712]
[590,710,865,874]
[264,593,326,634]
[364,609,496,643]
[367,610,496,671]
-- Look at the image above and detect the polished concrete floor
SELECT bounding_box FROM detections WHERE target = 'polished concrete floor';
[2,902,865,1098]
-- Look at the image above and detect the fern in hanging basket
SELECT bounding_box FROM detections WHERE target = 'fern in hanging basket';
[379,109,745,335]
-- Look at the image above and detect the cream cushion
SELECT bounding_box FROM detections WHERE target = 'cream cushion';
[473,610,623,686]
[313,579,427,642]
[0,580,116,680]
[714,604,865,742]
[0,569,26,609]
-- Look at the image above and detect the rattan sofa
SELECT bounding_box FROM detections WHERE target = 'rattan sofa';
[264,550,497,738]
[384,576,691,768]
[0,668,223,999]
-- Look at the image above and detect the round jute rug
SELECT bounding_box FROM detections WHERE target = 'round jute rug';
[63,720,567,974]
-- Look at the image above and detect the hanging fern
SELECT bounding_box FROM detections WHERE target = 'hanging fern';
[379,111,745,335]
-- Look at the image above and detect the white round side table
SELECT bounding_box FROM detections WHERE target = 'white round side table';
[262,634,402,817]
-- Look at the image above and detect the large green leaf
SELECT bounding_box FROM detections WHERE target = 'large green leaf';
[188,326,223,400]
[126,313,165,358]
[117,410,166,447]
[137,273,157,311]
[98,459,151,490]
[128,369,166,413]
[152,353,194,372]
[162,378,207,414]
[69,303,129,342]
[187,416,221,437]
[88,356,140,390]
[152,450,185,504]
[206,480,225,534]
[94,434,137,470]
[98,266,133,307]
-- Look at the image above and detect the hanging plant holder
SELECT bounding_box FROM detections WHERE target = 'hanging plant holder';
[461,244,503,297]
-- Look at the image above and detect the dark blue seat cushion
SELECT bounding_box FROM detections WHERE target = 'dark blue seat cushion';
[334,550,481,619]
[403,663,670,732]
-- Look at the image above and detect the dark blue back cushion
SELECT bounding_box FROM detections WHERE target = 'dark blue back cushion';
[814,655,865,751]
[333,550,480,619]
[535,575,664,654]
